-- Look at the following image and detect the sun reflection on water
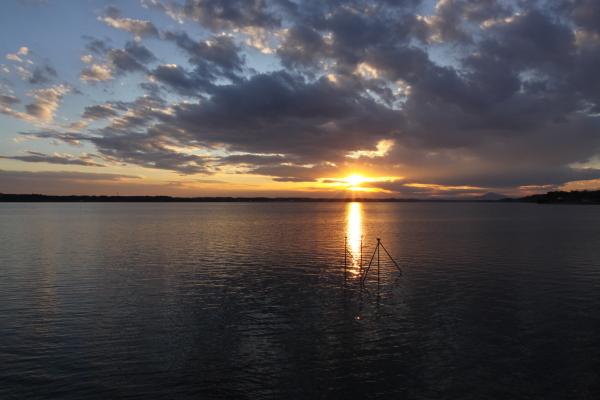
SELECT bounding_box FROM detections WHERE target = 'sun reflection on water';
[346,202,363,275]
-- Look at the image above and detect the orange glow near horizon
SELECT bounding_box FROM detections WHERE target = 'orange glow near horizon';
[341,174,392,192]
[311,173,401,193]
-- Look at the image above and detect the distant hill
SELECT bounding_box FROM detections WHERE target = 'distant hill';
[518,190,600,204]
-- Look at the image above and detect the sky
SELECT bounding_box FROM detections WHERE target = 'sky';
[1,0,599,198]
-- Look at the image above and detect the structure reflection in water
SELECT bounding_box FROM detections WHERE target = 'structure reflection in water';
[346,202,363,275]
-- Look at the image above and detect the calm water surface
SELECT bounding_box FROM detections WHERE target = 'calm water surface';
[1,202,600,399]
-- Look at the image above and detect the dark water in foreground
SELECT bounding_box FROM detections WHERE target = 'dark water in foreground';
[1,202,600,399]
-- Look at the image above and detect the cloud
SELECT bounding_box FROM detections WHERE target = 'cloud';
[80,64,113,81]
[0,84,70,124]
[149,64,210,96]
[24,84,70,122]
[272,176,317,182]
[89,132,213,174]
[0,169,136,182]
[0,94,20,107]
[79,41,156,82]
[151,31,245,94]
[346,139,394,159]
[83,36,112,55]
[146,0,279,31]
[18,130,88,146]
[99,6,159,41]
[0,169,142,195]
[81,103,119,120]
[68,69,405,174]
[157,71,403,161]
[5,46,29,62]
[217,153,286,166]
[3,46,59,85]
[0,151,104,167]
[28,65,57,84]
[415,0,511,44]
[5,0,600,195]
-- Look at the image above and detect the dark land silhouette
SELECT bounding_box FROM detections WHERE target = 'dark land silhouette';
[515,190,600,204]
[1,190,599,203]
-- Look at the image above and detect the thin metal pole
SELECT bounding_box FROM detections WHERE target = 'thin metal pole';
[361,245,378,285]
[344,236,347,283]
[377,238,380,293]
[379,241,402,274]
[360,236,363,271]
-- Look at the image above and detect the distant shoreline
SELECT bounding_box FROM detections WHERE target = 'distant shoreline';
[1,190,599,204]
[0,194,506,203]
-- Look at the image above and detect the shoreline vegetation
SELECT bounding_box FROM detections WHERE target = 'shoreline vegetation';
[1,190,599,204]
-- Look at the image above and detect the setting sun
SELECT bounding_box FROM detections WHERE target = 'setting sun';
[345,174,368,188]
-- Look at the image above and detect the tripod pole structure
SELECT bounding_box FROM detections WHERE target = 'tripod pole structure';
[359,238,403,288]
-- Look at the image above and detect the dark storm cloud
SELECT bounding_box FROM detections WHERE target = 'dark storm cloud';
[277,3,420,73]
[474,10,575,71]
[158,71,403,160]
[277,24,326,69]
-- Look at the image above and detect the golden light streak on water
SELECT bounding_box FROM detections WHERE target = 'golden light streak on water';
[346,202,363,275]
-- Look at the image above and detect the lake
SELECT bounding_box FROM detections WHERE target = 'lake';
[1,202,600,399]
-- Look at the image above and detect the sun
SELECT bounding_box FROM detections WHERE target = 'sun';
[345,174,368,188]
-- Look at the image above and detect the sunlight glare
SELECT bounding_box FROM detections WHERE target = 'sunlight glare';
[345,174,367,188]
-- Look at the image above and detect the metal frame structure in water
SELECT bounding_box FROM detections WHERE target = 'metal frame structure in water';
[344,237,403,292]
